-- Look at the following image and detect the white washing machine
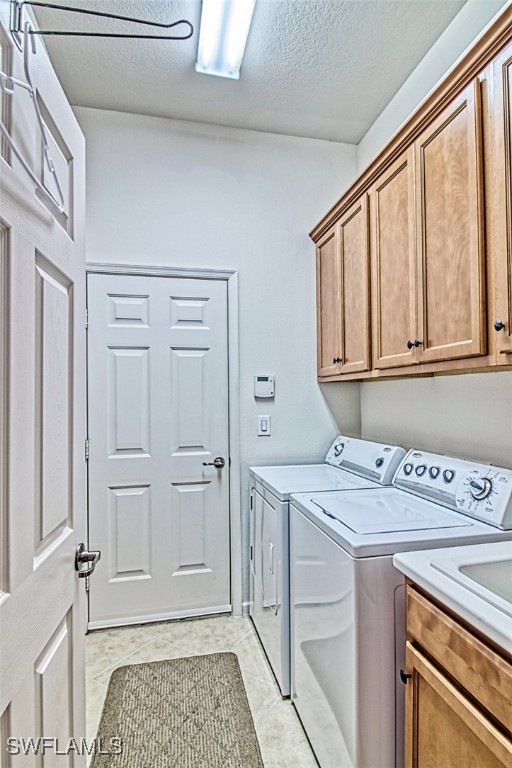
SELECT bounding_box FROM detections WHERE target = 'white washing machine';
[290,449,512,768]
[249,436,406,696]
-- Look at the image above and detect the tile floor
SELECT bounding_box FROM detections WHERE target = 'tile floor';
[86,613,318,767]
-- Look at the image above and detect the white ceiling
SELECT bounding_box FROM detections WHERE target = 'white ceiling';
[34,0,467,143]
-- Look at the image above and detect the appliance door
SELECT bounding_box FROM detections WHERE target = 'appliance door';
[291,504,403,768]
[250,488,288,693]
[291,505,356,768]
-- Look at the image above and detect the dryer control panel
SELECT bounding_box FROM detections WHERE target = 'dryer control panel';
[325,436,406,485]
[394,450,512,530]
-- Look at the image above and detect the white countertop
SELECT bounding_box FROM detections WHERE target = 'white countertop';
[394,541,512,656]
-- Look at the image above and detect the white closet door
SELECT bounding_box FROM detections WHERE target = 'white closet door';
[0,5,87,760]
[87,273,231,627]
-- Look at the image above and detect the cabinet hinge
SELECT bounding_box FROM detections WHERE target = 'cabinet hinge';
[85,309,88,329]
[85,439,90,461]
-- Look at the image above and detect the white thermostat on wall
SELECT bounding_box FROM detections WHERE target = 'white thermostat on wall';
[254,375,275,399]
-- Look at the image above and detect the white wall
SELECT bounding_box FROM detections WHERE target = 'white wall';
[76,106,360,604]
[360,374,512,465]
[354,0,512,468]
[357,0,507,171]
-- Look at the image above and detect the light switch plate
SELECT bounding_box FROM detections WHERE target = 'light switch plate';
[258,415,271,436]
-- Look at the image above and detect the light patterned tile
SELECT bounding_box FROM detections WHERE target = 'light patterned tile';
[95,638,193,686]
[86,677,107,744]
[242,673,281,719]
[148,614,252,655]
[254,699,318,768]
[232,629,279,689]
[86,625,155,679]
[85,615,316,767]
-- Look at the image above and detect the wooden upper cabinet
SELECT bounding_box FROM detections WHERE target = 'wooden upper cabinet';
[414,80,486,363]
[370,149,418,369]
[337,196,371,374]
[311,6,512,380]
[316,225,341,377]
[316,199,371,377]
[492,44,512,359]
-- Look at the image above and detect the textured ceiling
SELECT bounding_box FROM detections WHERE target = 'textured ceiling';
[34,0,467,143]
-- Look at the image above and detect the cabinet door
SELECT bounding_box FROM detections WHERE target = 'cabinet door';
[493,44,512,358]
[405,643,512,768]
[415,80,486,363]
[316,225,342,376]
[338,196,371,374]
[370,149,418,369]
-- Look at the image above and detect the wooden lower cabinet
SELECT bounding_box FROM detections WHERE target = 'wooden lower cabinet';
[405,644,512,768]
[405,587,512,768]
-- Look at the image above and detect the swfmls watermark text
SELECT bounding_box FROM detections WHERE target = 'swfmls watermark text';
[6,737,123,756]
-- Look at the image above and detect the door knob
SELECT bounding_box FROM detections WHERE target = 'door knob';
[203,456,225,469]
[75,543,101,578]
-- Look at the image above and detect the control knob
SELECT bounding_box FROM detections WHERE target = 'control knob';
[469,477,493,501]
[443,469,455,484]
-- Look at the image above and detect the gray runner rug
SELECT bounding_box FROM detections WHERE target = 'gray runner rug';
[91,652,264,768]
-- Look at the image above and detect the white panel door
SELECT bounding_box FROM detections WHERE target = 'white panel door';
[0,6,87,763]
[87,273,230,627]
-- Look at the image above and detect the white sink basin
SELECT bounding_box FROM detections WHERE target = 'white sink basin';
[394,541,512,655]
[460,559,512,605]
[432,549,512,620]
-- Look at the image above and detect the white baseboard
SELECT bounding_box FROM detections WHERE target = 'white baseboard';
[87,604,232,631]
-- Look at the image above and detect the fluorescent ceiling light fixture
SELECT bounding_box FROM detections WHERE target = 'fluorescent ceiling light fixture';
[196,0,256,80]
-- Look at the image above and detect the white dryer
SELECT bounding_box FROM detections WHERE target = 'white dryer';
[249,436,406,696]
[290,449,512,768]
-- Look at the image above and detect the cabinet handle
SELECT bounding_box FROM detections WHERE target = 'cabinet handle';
[407,340,414,350]
[494,320,506,332]
[407,339,422,350]
[400,669,412,685]
[333,356,342,364]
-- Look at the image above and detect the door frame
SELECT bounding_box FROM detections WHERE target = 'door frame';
[86,262,242,617]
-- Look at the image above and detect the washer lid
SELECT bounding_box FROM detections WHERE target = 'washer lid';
[249,464,379,500]
[312,491,474,534]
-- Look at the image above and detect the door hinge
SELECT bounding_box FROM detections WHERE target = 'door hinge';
[250,494,253,510]
[250,545,253,561]
[85,439,90,461]
[85,309,88,329]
